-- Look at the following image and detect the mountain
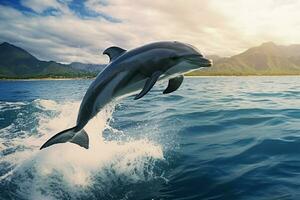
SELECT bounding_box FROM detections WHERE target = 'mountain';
[69,62,105,73]
[0,42,103,79]
[189,42,300,76]
[2,41,300,78]
[206,54,223,62]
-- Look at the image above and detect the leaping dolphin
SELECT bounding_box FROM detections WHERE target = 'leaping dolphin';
[40,41,212,150]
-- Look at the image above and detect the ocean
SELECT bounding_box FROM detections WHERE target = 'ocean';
[0,77,300,200]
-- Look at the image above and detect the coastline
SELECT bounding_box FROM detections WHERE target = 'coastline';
[1,75,300,81]
[0,77,95,81]
[184,74,300,77]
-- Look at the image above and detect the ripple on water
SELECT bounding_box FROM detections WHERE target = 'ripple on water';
[1,77,300,199]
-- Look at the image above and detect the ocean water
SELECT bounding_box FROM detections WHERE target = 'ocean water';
[0,77,300,200]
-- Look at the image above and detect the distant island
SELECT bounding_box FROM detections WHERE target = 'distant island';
[1,41,300,79]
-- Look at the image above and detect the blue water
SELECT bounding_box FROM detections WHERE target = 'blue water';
[1,77,300,200]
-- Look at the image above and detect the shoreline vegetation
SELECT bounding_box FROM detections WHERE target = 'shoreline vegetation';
[1,74,300,81]
[0,75,96,80]
[186,72,300,76]
[0,75,95,80]
[3,71,300,80]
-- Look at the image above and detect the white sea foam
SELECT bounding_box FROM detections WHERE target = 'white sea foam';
[0,101,28,111]
[0,99,164,199]
[33,99,58,110]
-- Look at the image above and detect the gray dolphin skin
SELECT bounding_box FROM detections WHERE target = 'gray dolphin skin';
[40,41,212,150]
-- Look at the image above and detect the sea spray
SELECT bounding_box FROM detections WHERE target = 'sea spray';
[0,99,165,200]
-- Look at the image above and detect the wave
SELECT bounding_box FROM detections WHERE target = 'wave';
[0,99,165,200]
[0,101,29,111]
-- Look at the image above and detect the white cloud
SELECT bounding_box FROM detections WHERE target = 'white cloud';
[210,0,300,46]
[1,0,300,64]
[85,0,238,56]
[0,5,111,63]
[21,0,61,13]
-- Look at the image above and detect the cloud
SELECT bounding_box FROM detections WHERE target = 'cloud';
[0,4,113,63]
[85,0,240,56]
[210,0,300,46]
[21,0,62,13]
[0,0,300,64]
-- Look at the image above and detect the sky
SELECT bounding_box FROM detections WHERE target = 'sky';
[0,0,300,64]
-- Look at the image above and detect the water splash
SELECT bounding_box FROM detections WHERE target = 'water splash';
[0,99,164,200]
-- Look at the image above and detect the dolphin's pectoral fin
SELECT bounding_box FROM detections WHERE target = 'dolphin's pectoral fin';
[103,46,126,62]
[70,129,89,149]
[134,71,162,100]
[40,126,89,150]
[163,75,184,94]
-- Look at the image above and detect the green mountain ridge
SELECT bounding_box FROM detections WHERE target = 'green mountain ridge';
[0,42,104,79]
[2,41,300,78]
[190,42,300,75]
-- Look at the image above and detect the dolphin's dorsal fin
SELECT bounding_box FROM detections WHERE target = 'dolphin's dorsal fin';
[134,71,162,100]
[163,75,184,94]
[103,46,126,62]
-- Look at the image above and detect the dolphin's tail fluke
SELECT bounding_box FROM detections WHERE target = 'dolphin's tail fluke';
[40,126,89,150]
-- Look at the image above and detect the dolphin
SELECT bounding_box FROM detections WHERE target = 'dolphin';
[40,41,212,150]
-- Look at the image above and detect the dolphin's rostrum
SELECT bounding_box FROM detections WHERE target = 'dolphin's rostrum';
[40,41,212,150]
